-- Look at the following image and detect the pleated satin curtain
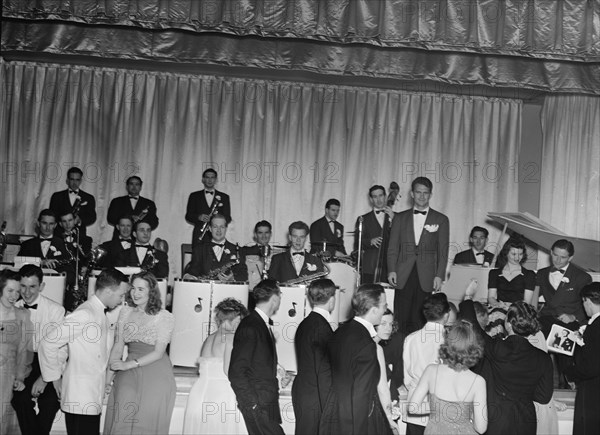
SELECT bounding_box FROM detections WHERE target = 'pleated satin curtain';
[540,95,600,240]
[0,60,521,275]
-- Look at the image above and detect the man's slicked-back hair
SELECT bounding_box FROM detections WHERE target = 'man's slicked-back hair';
[411,176,433,192]
[19,264,44,284]
[253,279,281,304]
[352,283,385,317]
[307,278,337,307]
[551,239,575,256]
[422,292,450,322]
[96,268,128,292]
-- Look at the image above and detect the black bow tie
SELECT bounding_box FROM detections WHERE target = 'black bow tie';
[120,237,132,242]
[211,242,225,248]
[413,210,427,215]
[375,210,384,214]
[24,303,38,310]
[292,251,305,257]
[68,190,79,194]
[268,318,274,326]
[475,252,484,256]
[40,237,52,241]
[104,307,110,314]
[206,191,214,195]
[135,244,150,248]
[551,267,566,274]
[129,196,139,200]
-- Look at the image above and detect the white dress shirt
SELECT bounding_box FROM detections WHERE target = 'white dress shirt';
[549,263,570,290]
[15,294,65,352]
[413,207,429,246]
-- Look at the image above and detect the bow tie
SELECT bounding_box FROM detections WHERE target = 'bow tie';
[475,252,484,256]
[24,303,38,310]
[68,189,79,194]
[211,242,225,248]
[292,251,305,257]
[40,237,52,241]
[135,244,150,248]
[120,237,132,242]
[268,318,274,326]
[129,196,139,200]
[205,191,214,196]
[413,210,427,215]
[104,307,110,314]
[550,267,566,274]
[375,210,384,214]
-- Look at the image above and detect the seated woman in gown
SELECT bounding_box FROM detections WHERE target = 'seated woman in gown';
[183,297,249,434]
[486,238,536,338]
[409,320,488,435]
[104,271,176,435]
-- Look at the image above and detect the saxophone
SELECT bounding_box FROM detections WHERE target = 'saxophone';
[200,244,240,280]
[283,264,331,286]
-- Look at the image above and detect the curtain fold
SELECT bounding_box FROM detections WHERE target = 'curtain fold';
[1,60,521,276]
[540,95,600,241]
[2,0,597,61]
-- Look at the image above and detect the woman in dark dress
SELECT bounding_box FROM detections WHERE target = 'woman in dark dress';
[460,297,553,435]
[487,238,536,337]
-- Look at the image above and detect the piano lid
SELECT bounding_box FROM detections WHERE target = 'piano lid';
[488,212,600,273]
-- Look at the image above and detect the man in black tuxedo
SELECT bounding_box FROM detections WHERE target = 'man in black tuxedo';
[310,199,347,258]
[292,278,336,435]
[565,282,600,435]
[268,221,325,284]
[319,283,392,435]
[116,221,169,278]
[354,185,395,284]
[185,168,231,246]
[536,239,592,334]
[387,177,450,334]
[18,210,70,270]
[184,214,247,281]
[229,279,285,435]
[49,167,96,237]
[107,176,159,239]
[453,226,494,266]
[98,216,134,269]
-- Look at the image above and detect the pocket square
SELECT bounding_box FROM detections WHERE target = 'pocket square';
[424,224,439,233]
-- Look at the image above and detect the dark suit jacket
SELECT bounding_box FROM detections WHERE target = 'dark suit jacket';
[187,241,247,281]
[98,238,132,268]
[268,250,324,284]
[386,208,449,291]
[460,299,553,435]
[354,211,389,278]
[319,319,383,435]
[309,216,346,255]
[292,311,333,435]
[229,310,281,421]
[453,249,494,265]
[185,189,231,245]
[537,264,592,324]
[107,195,159,237]
[565,315,600,435]
[18,237,75,282]
[49,189,96,228]
[115,245,169,278]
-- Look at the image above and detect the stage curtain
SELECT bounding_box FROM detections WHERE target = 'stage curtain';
[539,95,600,240]
[0,59,521,275]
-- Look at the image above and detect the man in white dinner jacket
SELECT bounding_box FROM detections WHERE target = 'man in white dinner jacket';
[39,268,129,434]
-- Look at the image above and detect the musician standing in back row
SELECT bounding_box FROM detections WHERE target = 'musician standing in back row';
[269,221,324,284]
[354,185,395,284]
[185,214,247,282]
[387,177,449,334]
[185,168,231,246]
[49,167,96,237]
[107,176,159,239]
[310,199,347,258]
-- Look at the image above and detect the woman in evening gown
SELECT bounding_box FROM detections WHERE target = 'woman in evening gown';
[0,270,32,435]
[409,320,488,435]
[183,297,249,434]
[103,271,176,435]
[486,238,536,338]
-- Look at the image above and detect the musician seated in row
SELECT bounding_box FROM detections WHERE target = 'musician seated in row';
[107,175,159,240]
[184,214,247,282]
[268,221,325,284]
[18,209,71,270]
[115,221,169,278]
[59,210,93,262]
[309,198,347,258]
[453,226,494,266]
[98,215,134,269]
[240,220,273,258]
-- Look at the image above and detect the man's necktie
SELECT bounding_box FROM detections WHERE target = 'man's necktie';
[136,244,150,248]
[375,210,383,214]
[292,252,305,256]
[475,252,484,256]
[212,242,225,247]
[24,303,38,310]
[550,267,566,274]
[413,210,427,215]
[68,189,79,195]
[206,191,214,196]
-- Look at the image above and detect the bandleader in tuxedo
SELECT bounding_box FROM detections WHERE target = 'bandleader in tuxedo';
[453,226,494,266]
[39,269,129,435]
[18,210,70,271]
[12,265,65,435]
[98,216,134,269]
[107,176,159,239]
[49,167,96,237]
[387,176,450,334]
[310,199,347,257]
[229,279,285,435]
[354,185,395,284]
[268,221,325,284]
[185,168,231,246]
[184,214,247,282]
[292,278,336,435]
[319,283,393,435]
[116,221,169,278]
[564,282,600,435]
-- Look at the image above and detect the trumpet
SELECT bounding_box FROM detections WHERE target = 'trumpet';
[198,198,223,242]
